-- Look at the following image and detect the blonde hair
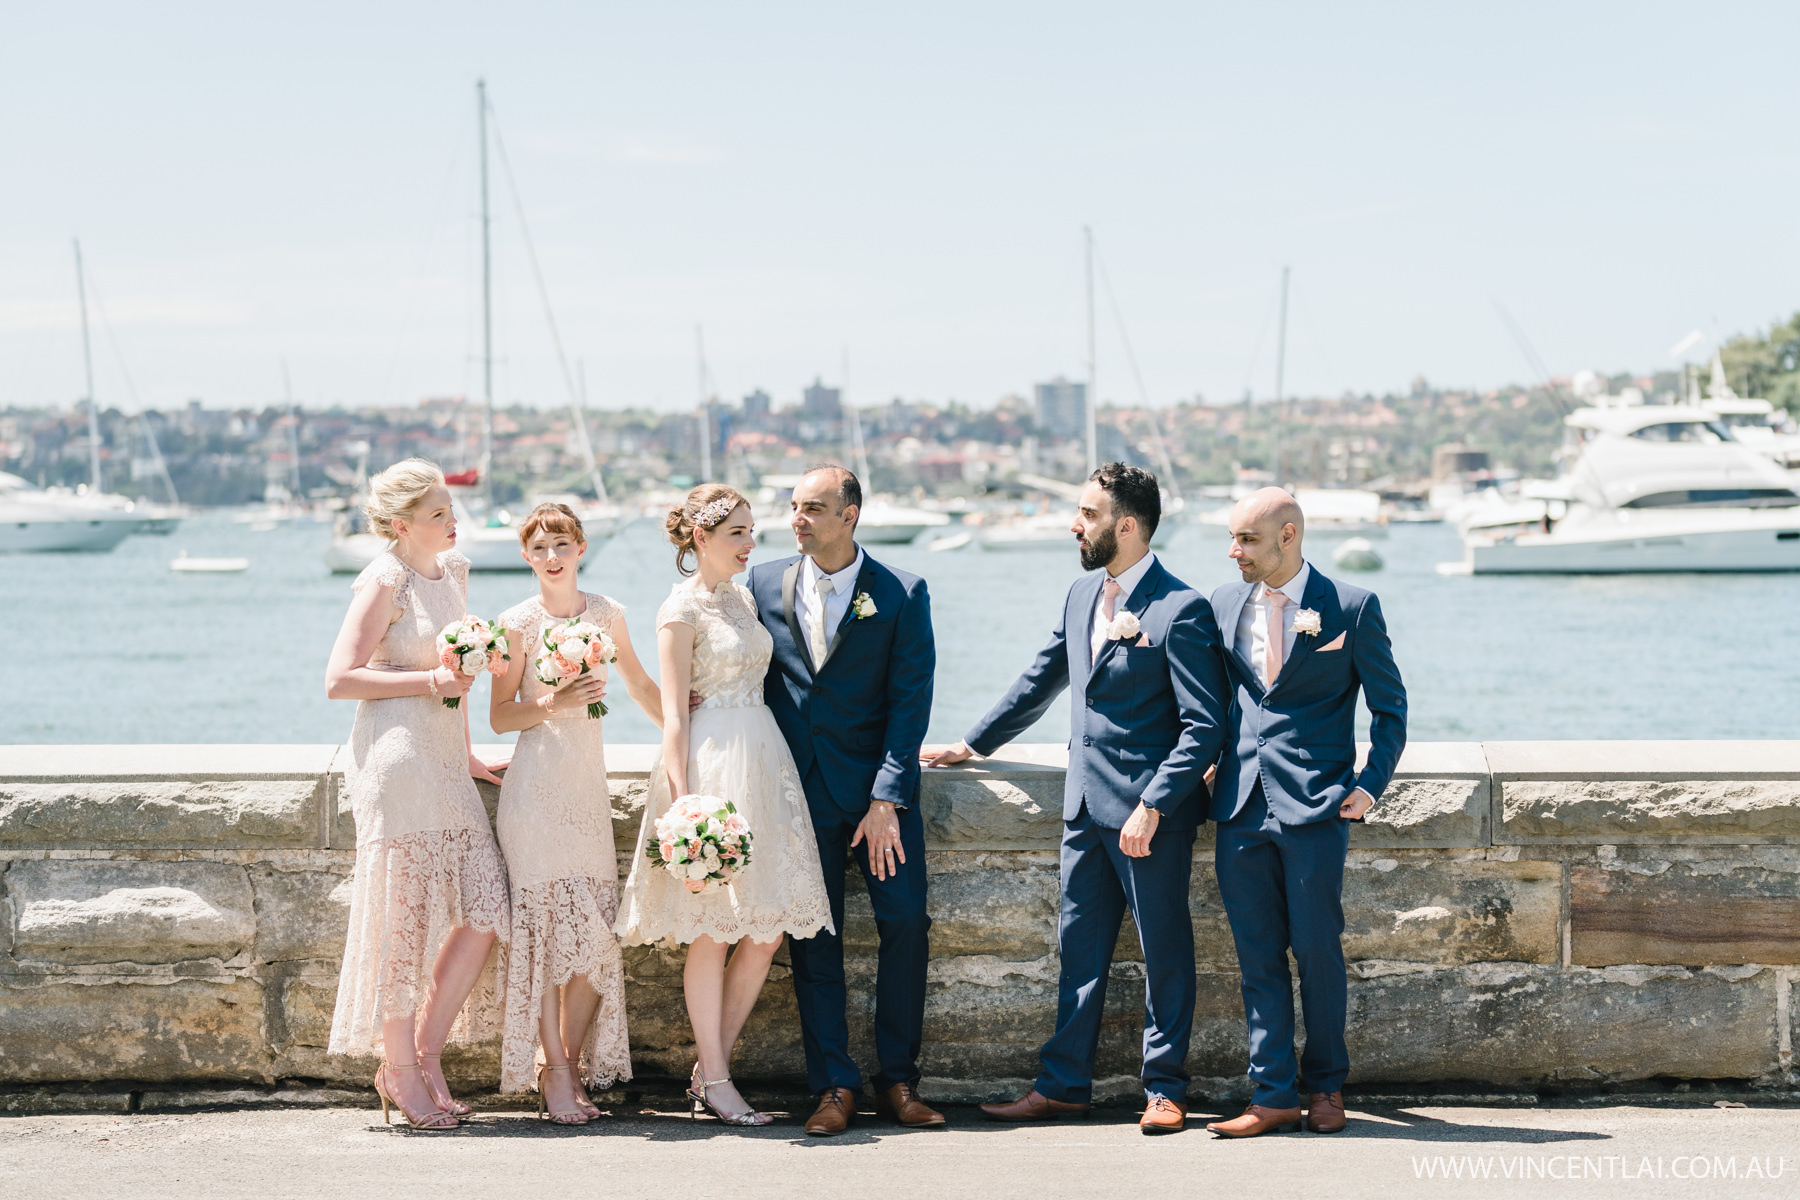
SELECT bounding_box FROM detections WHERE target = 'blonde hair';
[518,501,585,547]
[364,458,445,541]
[665,483,747,577]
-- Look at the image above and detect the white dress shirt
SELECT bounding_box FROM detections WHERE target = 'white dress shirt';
[795,546,865,660]
[1089,551,1157,664]
[1236,560,1311,690]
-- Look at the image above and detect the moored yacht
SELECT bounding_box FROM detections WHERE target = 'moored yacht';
[1444,405,1800,573]
[0,473,151,553]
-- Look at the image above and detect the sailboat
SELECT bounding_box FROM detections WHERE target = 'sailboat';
[326,81,617,574]
[1,241,156,554]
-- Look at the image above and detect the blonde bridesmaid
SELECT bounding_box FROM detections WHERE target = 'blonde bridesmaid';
[324,459,510,1131]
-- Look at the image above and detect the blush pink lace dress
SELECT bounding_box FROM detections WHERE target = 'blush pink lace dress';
[492,593,633,1095]
[615,577,833,947]
[328,549,510,1056]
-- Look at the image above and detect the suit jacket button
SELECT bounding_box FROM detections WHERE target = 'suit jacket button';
[1257,737,1265,746]
[1086,697,1094,706]
[1082,736,1091,746]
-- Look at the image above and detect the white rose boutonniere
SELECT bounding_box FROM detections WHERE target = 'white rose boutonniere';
[852,591,877,619]
[1107,610,1141,641]
[1292,608,1323,636]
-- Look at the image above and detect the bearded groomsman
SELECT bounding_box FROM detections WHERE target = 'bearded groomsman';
[1204,488,1407,1137]
[926,464,1229,1135]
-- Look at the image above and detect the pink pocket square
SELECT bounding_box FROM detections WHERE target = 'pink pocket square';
[1318,633,1346,652]
[1135,634,1150,647]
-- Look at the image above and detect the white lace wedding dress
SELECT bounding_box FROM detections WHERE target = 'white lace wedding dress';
[615,577,833,946]
[493,592,633,1095]
[329,549,509,1056]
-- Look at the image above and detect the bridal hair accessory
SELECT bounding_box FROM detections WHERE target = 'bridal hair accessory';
[434,617,510,709]
[694,496,738,528]
[852,591,877,619]
[1292,608,1323,636]
[1106,610,1141,641]
[648,794,754,893]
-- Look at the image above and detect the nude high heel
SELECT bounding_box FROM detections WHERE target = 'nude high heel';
[687,1075,773,1127]
[375,1061,458,1131]
[537,1063,591,1126]
[417,1051,473,1116]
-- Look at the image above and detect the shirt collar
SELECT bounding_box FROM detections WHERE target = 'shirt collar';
[1257,560,1311,605]
[1105,551,1156,600]
[804,546,864,594]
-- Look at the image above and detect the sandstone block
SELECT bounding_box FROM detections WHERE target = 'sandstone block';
[1500,780,1800,843]
[0,978,271,1083]
[0,780,323,849]
[1352,777,1490,847]
[1345,963,1779,1084]
[836,854,1060,960]
[1572,865,1800,966]
[921,775,1063,850]
[7,860,254,966]
[1344,859,1560,966]
[250,867,352,963]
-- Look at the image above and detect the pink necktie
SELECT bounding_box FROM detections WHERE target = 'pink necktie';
[1264,589,1287,688]
[1094,578,1123,665]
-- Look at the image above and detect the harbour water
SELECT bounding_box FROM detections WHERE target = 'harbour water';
[4,512,1797,748]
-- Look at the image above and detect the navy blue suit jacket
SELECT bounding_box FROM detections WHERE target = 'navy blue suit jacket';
[1208,565,1407,826]
[965,558,1229,831]
[749,552,935,815]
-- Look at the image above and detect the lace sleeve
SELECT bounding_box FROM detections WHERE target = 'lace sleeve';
[734,582,759,617]
[656,587,700,631]
[497,598,539,645]
[587,593,625,630]
[350,552,409,613]
[441,550,471,591]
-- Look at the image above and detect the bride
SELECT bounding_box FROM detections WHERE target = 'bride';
[615,484,832,1127]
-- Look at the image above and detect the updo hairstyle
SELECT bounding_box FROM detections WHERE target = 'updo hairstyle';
[518,501,585,547]
[365,458,446,542]
[665,483,747,577]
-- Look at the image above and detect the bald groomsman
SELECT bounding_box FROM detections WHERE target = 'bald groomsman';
[1205,488,1406,1138]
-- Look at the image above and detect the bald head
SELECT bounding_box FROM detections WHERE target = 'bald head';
[1227,487,1305,587]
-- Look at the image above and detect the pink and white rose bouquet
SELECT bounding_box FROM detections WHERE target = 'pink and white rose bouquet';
[645,794,752,894]
[434,617,510,709]
[534,618,617,718]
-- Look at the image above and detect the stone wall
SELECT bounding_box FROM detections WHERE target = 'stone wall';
[1,742,1796,1102]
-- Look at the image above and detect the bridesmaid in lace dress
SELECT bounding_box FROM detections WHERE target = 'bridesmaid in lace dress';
[489,503,663,1125]
[324,459,511,1131]
[616,484,833,1127]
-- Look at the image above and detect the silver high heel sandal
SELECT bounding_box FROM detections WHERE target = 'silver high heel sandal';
[687,1075,773,1127]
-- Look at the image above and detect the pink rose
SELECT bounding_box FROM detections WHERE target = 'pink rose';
[552,651,577,676]
[683,878,706,893]
[438,645,458,669]
[659,839,677,862]
[723,813,747,835]
[584,640,605,667]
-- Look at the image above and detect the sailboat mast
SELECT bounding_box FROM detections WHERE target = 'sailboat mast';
[73,239,102,492]
[695,325,712,482]
[1084,225,1097,475]
[282,359,301,499]
[478,79,495,510]
[1273,264,1289,486]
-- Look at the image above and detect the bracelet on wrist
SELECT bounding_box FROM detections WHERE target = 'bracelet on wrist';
[426,670,439,697]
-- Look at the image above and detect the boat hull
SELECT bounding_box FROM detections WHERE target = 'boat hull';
[0,514,146,553]
[1465,509,1800,573]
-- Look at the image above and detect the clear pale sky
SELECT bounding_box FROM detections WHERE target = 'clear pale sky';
[4,2,1796,415]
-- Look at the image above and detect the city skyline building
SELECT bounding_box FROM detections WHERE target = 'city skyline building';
[1034,376,1087,439]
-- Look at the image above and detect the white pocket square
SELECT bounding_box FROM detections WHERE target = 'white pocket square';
[1318,633,1346,652]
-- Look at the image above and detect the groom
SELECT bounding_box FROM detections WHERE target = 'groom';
[926,464,1229,1134]
[748,464,943,1136]
[1204,487,1406,1137]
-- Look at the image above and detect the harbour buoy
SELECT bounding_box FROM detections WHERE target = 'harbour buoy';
[1332,537,1383,572]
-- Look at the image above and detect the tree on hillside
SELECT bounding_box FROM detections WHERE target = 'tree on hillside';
[1720,313,1800,413]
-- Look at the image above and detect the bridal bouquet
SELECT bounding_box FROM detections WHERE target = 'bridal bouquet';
[434,618,510,709]
[534,619,617,718]
[646,794,753,894]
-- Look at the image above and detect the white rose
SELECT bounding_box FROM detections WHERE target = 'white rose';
[459,649,488,675]
[1111,611,1141,641]
[686,860,712,881]
[1292,608,1323,636]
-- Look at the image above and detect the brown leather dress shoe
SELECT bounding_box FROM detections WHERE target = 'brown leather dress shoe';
[804,1087,858,1136]
[1307,1091,1346,1133]
[978,1089,1091,1122]
[875,1082,947,1128]
[1205,1104,1304,1138]
[1138,1096,1187,1135]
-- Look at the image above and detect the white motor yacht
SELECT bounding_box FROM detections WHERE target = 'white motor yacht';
[856,502,951,545]
[1707,397,1800,470]
[0,473,152,553]
[1444,405,1800,573]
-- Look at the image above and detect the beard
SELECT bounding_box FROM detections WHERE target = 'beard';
[1078,522,1118,572]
